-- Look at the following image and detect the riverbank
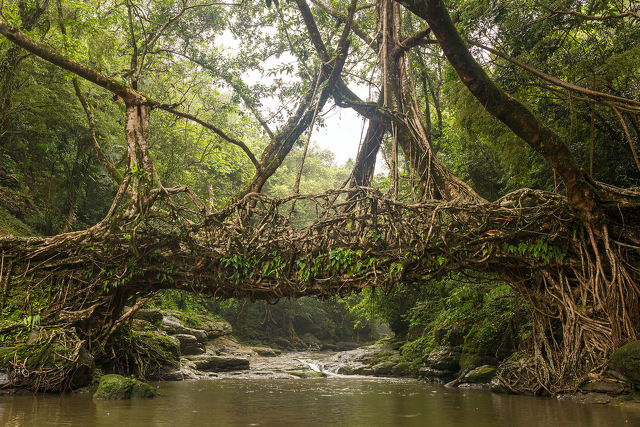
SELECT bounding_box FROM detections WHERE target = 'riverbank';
[3,306,640,410]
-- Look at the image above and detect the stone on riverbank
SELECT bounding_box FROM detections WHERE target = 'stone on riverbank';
[462,365,496,384]
[419,367,453,383]
[193,315,232,339]
[93,374,155,400]
[608,341,640,384]
[174,334,205,356]
[161,316,207,343]
[190,355,250,372]
[580,380,627,395]
[424,347,460,372]
[391,361,419,377]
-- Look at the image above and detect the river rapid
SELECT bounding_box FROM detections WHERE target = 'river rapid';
[2,351,639,426]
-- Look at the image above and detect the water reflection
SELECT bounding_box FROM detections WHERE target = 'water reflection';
[1,378,639,426]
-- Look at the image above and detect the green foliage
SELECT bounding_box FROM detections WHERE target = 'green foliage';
[344,274,528,365]
[504,238,566,262]
[0,205,37,237]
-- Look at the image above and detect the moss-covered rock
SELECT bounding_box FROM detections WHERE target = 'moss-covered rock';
[93,374,155,400]
[580,379,627,395]
[391,361,419,377]
[609,341,640,384]
[0,198,37,236]
[462,365,497,384]
[424,347,460,371]
[132,309,164,326]
[192,315,232,339]
[372,360,397,376]
[132,331,181,369]
[191,355,249,372]
[459,352,497,372]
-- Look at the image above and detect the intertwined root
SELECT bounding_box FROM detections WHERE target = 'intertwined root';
[1,187,638,393]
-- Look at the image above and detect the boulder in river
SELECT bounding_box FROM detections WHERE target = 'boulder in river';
[191,355,250,372]
[461,365,496,384]
[251,346,281,357]
[580,379,627,395]
[93,374,155,400]
[419,367,455,383]
[608,341,640,384]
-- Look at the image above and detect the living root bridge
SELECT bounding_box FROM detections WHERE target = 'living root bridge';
[0,187,575,304]
[1,187,639,393]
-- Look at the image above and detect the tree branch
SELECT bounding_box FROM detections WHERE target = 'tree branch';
[397,0,602,221]
[469,39,640,112]
[310,0,376,50]
[156,104,261,171]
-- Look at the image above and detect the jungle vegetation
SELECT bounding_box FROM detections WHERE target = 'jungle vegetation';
[0,0,638,394]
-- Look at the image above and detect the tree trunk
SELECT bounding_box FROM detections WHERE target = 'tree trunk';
[397,0,602,222]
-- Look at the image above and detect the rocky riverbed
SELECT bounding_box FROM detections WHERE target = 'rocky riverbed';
[4,306,640,410]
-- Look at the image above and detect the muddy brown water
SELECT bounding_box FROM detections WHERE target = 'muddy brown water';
[2,376,640,426]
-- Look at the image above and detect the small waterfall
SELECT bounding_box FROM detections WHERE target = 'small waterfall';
[296,359,345,377]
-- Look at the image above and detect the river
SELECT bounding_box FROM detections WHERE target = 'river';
[2,376,640,426]
[3,349,640,426]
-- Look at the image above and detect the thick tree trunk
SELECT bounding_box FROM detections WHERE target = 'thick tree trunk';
[380,0,483,202]
[351,116,385,187]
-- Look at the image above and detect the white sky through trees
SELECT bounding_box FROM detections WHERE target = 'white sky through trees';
[219,28,375,168]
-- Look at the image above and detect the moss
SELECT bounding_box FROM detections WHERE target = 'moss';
[93,374,155,400]
[0,341,94,390]
[0,343,69,371]
[133,331,180,368]
[464,365,497,383]
[0,346,17,369]
[0,204,37,237]
[1,277,56,325]
[609,341,640,384]
[391,361,420,377]
[459,352,496,371]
